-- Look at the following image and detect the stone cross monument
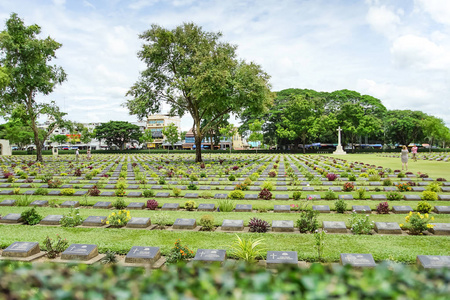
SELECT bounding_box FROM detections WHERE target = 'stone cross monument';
[333,126,347,155]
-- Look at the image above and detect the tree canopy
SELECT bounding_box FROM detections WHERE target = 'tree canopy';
[0,13,67,161]
[125,22,273,161]
[162,123,179,152]
[94,121,142,150]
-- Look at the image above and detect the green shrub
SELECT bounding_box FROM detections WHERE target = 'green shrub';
[218,199,235,212]
[153,212,169,229]
[426,182,441,192]
[228,190,245,199]
[324,191,337,200]
[115,189,125,197]
[421,191,438,201]
[334,199,347,213]
[61,188,75,196]
[349,212,373,235]
[416,201,432,213]
[348,174,357,181]
[199,215,215,231]
[106,210,131,227]
[112,197,127,209]
[184,200,196,211]
[296,210,319,233]
[403,212,434,235]
[387,192,402,200]
[172,188,181,197]
[261,181,274,191]
[229,234,265,264]
[187,183,198,190]
[115,179,128,190]
[228,174,236,181]
[368,175,381,182]
[34,187,48,196]
[143,189,155,197]
[382,178,392,186]
[292,191,302,200]
[60,208,83,227]
[356,188,366,200]
[21,207,43,225]
[200,191,212,199]
[16,195,33,206]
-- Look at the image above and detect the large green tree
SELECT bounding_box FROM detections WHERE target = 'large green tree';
[422,116,447,152]
[0,13,68,161]
[161,123,179,152]
[384,110,427,146]
[125,23,273,162]
[219,124,238,153]
[0,118,34,149]
[50,134,67,145]
[94,121,142,150]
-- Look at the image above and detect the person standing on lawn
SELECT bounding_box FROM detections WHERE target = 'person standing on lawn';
[401,145,409,170]
[412,145,418,162]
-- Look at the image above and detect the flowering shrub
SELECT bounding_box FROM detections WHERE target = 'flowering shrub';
[268,171,277,178]
[166,239,194,264]
[48,179,62,188]
[419,173,429,178]
[342,182,354,192]
[401,212,434,235]
[106,210,131,227]
[407,181,416,186]
[296,210,319,233]
[376,202,390,214]
[436,178,446,182]
[248,218,269,233]
[258,188,272,200]
[74,169,82,177]
[234,183,249,191]
[395,183,410,192]
[349,212,373,235]
[3,172,13,179]
[146,199,158,210]
[88,186,101,196]
[232,166,239,171]
[60,208,83,227]
[387,192,402,200]
[416,201,432,213]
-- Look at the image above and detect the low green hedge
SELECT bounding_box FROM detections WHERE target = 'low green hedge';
[0,260,448,299]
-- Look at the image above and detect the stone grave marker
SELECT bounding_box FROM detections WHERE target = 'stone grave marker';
[411,187,425,192]
[0,190,14,195]
[48,190,62,196]
[125,246,161,264]
[266,251,298,268]
[1,242,41,259]
[22,190,36,195]
[61,244,98,261]
[73,190,87,196]
[127,217,151,228]
[330,187,342,192]
[441,187,450,192]
[392,206,413,214]
[155,192,170,197]
[374,222,402,234]
[19,184,32,188]
[312,205,330,213]
[93,201,112,209]
[39,184,49,188]
[438,195,450,200]
[428,223,450,235]
[127,202,145,210]
[214,193,228,199]
[224,186,234,190]
[40,215,63,225]
[82,216,106,226]
[99,191,115,197]
[403,194,421,200]
[370,194,387,200]
[0,199,15,206]
[61,200,80,208]
[302,187,314,191]
[0,213,22,223]
[173,218,196,229]
[198,203,215,211]
[221,219,244,231]
[352,205,371,214]
[369,182,381,186]
[416,255,450,269]
[69,180,80,184]
[323,221,347,233]
[275,194,289,200]
[383,187,397,192]
[161,203,179,211]
[104,185,116,189]
[151,185,163,190]
[434,206,450,214]
[184,193,199,198]
[61,184,73,189]
[338,194,353,200]
[306,194,321,200]
[128,185,139,190]
[340,253,376,267]
[244,194,258,200]
[272,220,294,232]
[274,205,290,213]
[0,184,11,188]
[193,249,226,264]
[127,192,142,198]
[249,186,261,191]
[199,186,211,190]
[235,204,252,212]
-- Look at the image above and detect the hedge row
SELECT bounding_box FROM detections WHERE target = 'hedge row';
[0,260,448,299]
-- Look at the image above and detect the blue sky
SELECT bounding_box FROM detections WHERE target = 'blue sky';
[1,0,449,130]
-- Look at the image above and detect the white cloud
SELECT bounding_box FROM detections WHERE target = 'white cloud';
[390,34,450,69]
[366,5,401,38]
[415,0,450,25]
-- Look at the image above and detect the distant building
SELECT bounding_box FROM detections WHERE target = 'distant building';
[182,127,244,150]
[146,114,181,148]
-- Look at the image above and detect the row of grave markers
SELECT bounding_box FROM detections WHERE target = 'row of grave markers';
[1,213,449,235]
[1,241,449,269]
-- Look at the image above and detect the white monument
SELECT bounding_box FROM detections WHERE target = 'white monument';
[333,126,347,155]
[52,147,59,156]
[0,139,12,156]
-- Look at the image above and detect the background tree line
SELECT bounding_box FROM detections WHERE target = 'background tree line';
[240,88,450,152]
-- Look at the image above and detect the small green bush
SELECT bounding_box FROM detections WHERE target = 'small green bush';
[113,197,127,209]
[421,191,438,201]
[184,200,196,211]
[356,188,366,200]
[218,199,235,212]
[382,178,392,186]
[426,182,441,192]
[261,181,274,191]
[143,189,155,197]
[334,199,347,213]
[416,201,432,213]
[296,210,319,233]
[387,191,402,200]
[228,174,236,181]
[21,207,43,225]
[199,215,215,231]
[60,208,83,227]
[172,188,181,197]
[324,191,337,200]
[61,188,75,196]
[228,190,245,200]
[292,191,302,200]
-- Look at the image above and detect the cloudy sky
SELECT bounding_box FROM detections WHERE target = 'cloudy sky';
[1,0,449,130]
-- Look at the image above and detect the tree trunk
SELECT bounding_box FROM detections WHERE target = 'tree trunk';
[194,121,203,162]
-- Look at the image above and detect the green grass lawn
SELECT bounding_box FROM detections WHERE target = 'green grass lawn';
[0,153,449,264]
